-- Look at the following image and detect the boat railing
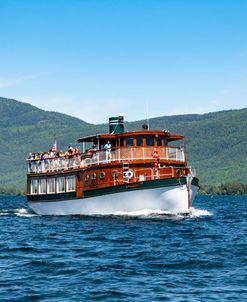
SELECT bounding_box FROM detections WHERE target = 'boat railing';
[27,146,185,174]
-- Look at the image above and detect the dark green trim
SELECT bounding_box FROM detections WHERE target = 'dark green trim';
[84,177,187,198]
[27,191,76,202]
[191,177,200,188]
[28,177,200,203]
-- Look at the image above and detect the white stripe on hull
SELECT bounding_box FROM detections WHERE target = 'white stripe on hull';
[29,184,199,216]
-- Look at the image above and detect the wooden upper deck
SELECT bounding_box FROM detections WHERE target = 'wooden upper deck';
[27,116,186,175]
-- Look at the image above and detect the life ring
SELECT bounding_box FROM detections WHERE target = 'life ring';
[123,170,134,179]
[152,149,160,159]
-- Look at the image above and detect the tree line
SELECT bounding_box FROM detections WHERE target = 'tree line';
[200,183,247,195]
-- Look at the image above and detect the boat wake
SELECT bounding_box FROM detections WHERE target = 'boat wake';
[94,207,212,219]
[0,208,36,217]
[0,207,211,219]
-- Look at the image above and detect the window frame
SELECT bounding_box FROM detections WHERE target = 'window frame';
[56,176,65,193]
[38,178,46,195]
[47,178,56,194]
[67,175,76,192]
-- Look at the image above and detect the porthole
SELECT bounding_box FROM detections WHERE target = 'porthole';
[99,172,106,180]
[91,173,97,180]
[84,175,89,182]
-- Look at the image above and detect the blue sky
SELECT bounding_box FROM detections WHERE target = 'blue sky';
[0,0,247,123]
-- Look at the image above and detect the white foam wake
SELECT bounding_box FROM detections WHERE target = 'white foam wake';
[14,208,37,217]
[189,207,212,218]
[106,207,212,219]
[0,208,36,217]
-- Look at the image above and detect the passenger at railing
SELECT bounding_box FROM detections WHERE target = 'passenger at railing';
[27,153,35,172]
[53,151,60,170]
[47,149,55,171]
[40,152,46,172]
[73,146,81,167]
[66,146,74,168]
[104,141,112,162]
[43,152,50,171]
[74,146,80,155]
[58,150,66,169]
[86,144,97,158]
[153,158,161,179]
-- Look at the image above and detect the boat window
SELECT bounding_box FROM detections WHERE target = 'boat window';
[47,178,56,194]
[164,136,168,146]
[38,179,46,194]
[126,137,134,147]
[99,171,106,180]
[31,179,38,195]
[120,138,124,147]
[156,136,162,146]
[146,136,154,146]
[91,173,97,180]
[67,175,76,192]
[57,177,65,193]
[136,136,143,146]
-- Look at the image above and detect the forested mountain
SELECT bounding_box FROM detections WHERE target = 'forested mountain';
[0,97,246,193]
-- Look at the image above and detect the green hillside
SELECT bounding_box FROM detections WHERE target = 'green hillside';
[0,97,246,193]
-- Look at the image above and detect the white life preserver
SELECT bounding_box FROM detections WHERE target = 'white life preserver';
[123,170,134,179]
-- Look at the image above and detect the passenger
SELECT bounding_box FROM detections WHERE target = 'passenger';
[91,144,97,154]
[59,150,66,169]
[86,144,97,158]
[67,145,74,154]
[43,152,50,171]
[74,146,80,156]
[74,146,81,167]
[40,153,46,172]
[67,146,74,168]
[153,158,161,179]
[104,141,112,162]
[27,153,33,172]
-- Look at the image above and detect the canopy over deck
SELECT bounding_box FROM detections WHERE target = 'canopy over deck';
[77,130,184,143]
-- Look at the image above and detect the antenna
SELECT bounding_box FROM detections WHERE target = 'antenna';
[146,100,150,130]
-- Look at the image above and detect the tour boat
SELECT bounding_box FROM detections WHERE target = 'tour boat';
[26,115,200,215]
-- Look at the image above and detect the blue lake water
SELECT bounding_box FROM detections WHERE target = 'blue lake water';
[0,195,246,301]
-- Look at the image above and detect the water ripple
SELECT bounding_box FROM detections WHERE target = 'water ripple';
[0,194,246,301]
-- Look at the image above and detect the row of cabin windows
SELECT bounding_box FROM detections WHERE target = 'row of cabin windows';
[94,136,168,149]
[30,175,76,195]
[119,136,167,148]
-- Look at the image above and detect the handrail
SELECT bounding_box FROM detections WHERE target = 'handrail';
[27,146,185,174]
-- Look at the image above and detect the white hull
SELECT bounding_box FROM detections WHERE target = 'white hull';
[28,184,199,216]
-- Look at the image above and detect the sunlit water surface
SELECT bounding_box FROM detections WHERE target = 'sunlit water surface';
[0,195,246,301]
